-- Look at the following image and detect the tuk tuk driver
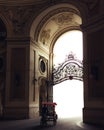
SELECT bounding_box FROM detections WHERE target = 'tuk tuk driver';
[42,104,48,117]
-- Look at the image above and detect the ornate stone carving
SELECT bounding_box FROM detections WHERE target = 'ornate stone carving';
[40,29,51,45]
[35,7,80,42]
[0,6,35,34]
[52,12,73,26]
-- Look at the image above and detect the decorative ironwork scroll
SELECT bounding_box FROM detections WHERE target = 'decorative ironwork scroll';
[52,53,83,85]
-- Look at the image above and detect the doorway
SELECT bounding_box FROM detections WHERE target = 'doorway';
[53,30,83,118]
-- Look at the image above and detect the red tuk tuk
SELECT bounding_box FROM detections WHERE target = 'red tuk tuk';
[40,102,58,126]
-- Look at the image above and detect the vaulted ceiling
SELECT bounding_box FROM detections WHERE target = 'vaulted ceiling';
[38,12,81,48]
[0,0,82,51]
[30,3,82,50]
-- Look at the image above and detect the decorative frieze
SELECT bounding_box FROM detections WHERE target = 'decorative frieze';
[0,5,36,35]
[40,29,51,45]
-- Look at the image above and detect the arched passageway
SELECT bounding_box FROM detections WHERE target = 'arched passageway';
[52,30,83,118]
[30,2,83,119]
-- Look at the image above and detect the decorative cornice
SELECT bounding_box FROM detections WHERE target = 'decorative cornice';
[0,0,48,6]
[6,37,31,45]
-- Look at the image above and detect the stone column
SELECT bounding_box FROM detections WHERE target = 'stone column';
[48,52,54,102]
[82,17,104,125]
[29,43,39,118]
[4,37,30,119]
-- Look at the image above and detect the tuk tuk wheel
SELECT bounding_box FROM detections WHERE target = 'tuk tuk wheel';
[53,119,57,125]
[40,118,47,126]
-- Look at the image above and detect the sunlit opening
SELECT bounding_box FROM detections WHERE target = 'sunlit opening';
[53,30,83,118]
[53,80,83,118]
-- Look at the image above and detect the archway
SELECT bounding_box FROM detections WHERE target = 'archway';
[53,80,83,118]
[30,2,83,118]
[53,30,83,118]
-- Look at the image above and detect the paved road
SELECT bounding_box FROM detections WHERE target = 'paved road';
[0,117,103,130]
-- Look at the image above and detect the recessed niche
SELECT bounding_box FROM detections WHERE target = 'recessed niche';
[39,57,46,74]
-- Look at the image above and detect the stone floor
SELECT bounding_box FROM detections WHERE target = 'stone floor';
[0,117,103,130]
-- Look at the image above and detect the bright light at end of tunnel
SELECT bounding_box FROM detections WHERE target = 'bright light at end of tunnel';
[53,80,83,118]
[53,30,83,66]
[53,30,83,118]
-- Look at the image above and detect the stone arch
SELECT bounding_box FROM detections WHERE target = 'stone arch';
[29,1,86,103]
[29,1,87,116]
[30,2,87,43]
[50,27,81,54]
[0,14,13,37]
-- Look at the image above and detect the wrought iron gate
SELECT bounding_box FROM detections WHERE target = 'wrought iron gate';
[52,53,83,85]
